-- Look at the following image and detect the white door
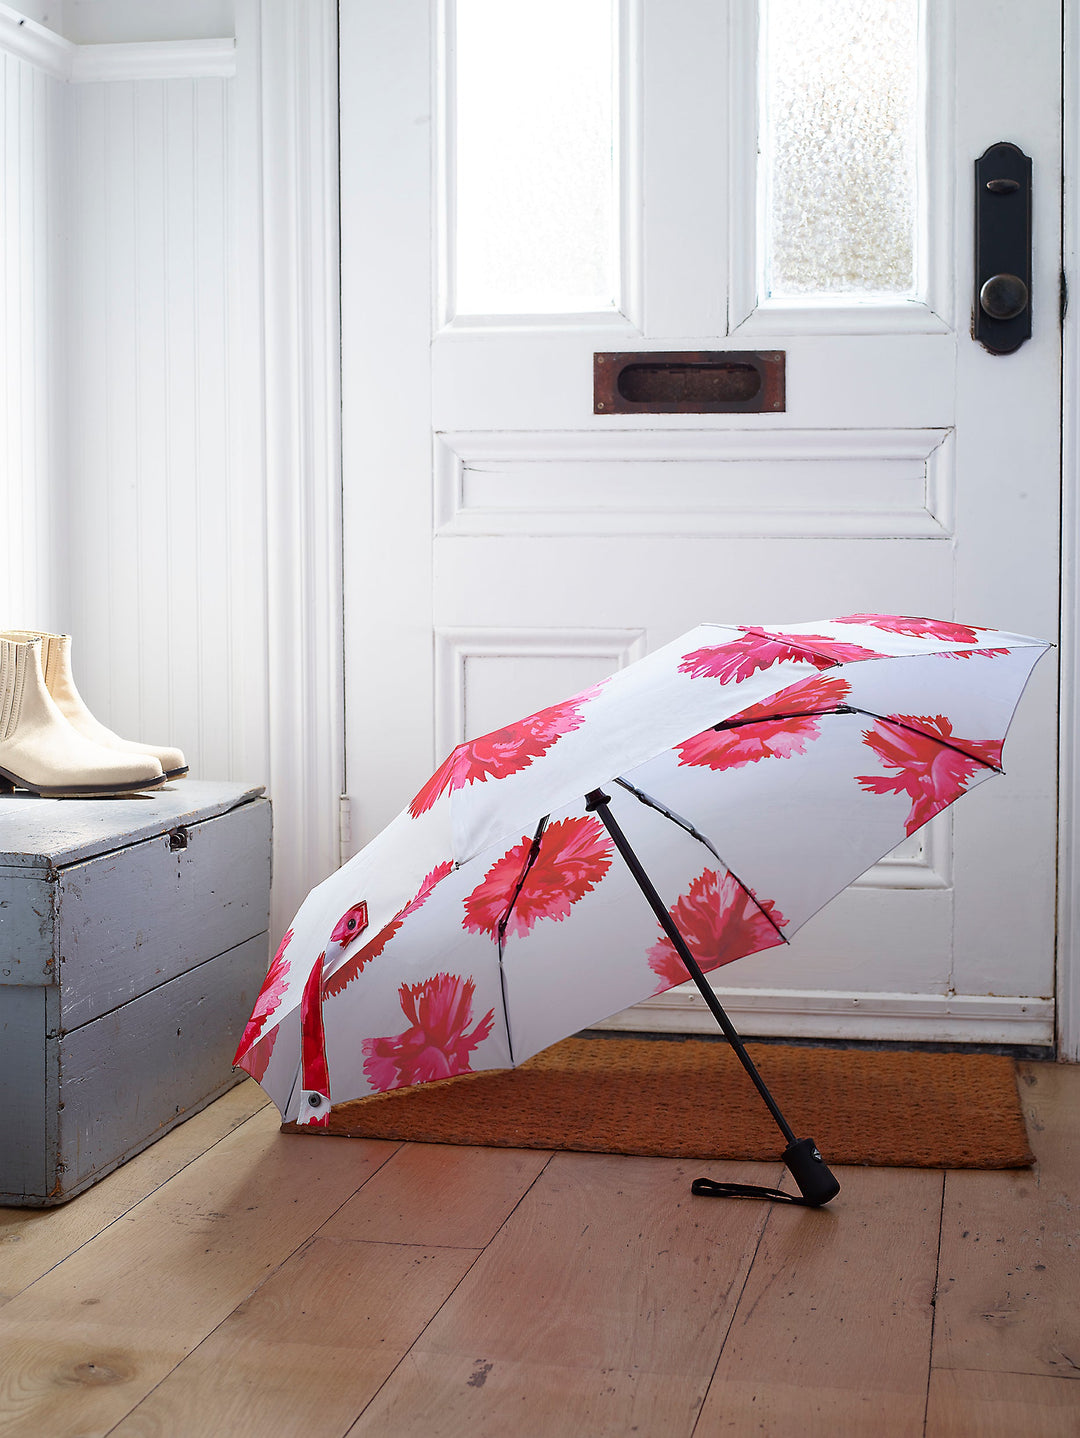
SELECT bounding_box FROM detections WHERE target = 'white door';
[340,0,1061,1046]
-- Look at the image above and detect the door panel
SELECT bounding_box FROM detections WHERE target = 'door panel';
[340,0,1061,1044]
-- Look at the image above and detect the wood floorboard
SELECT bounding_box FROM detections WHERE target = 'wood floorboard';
[932,1061,1080,1384]
[693,1167,943,1437]
[0,1080,268,1303]
[108,1237,478,1438]
[0,1105,397,1438]
[924,1368,1080,1437]
[0,1060,1075,1438]
[316,1140,554,1248]
[345,1152,782,1437]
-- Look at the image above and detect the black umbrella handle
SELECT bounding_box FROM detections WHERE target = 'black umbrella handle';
[584,787,840,1207]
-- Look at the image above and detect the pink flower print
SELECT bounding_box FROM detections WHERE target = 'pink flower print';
[856,714,1004,836]
[648,869,787,993]
[408,683,606,817]
[676,674,851,771]
[463,815,614,941]
[833,614,986,643]
[362,973,496,1092]
[679,628,881,684]
[322,862,454,1000]
[234,928,292,1066]
[240,1026,277,1083]
[832,614,1009,659]
[330,902,369,947]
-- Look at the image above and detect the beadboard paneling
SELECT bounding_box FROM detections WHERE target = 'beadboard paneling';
[0,49,67,628]
[64,70,269,793]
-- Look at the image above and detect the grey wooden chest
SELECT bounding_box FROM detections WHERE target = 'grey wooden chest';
[0,781,272,1206]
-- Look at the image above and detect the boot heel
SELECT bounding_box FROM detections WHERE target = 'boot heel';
[0,771,16,794]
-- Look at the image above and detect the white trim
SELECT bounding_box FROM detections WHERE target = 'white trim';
[1059,0,1080,1062]
[256,0,343,939]
[734,299,951,338]
[595,987,1055,1046]
[730,0,955,338]
[434,626,648,755]
[71,39,236,83]
[434,427,954,539]
[0,2,73,76]
[435,0,640,335]
[0,8,234,81]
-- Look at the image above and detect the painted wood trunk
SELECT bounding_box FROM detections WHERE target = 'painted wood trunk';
[0,781,272,1206]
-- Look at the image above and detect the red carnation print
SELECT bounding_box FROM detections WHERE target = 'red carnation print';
[234,928,292,1066]
[330,902,369,947]
[676,674,851,771]
[679,627,880,684]
[239,1027,277,1083]
[409,682,607,817]
[856,715,1004,836]
[322,862,454,1000]
[399,860,455,917]
[833,614,985,643]
[362,972,496,1092]
[833,614,1009,659]
[648,869,787,993]
[463,815,614,942]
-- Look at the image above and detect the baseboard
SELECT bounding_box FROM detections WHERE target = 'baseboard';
[593,986,1055,1047]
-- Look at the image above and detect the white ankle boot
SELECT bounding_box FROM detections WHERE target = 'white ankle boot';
[0,636,166,797]
[3,630,187,780]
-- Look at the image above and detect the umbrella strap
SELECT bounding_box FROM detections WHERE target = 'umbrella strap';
[693,1138,840,1207]
[690,1177,816,1205]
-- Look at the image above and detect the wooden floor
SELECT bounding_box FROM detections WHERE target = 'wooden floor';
[0,1062,1077,1437]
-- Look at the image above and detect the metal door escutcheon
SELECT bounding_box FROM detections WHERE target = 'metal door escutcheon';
[974,142,1032,354]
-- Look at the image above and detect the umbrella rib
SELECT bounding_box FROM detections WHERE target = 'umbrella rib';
[714,703,1003,771]
[843,706,1004,771]
[495,814,550,1066]
[613,776,789,946]
[712,705,841,731]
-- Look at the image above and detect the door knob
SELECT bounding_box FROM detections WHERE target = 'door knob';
[979,273,1029,321]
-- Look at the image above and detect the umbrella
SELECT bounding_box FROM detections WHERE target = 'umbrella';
[234,615,1049,1206]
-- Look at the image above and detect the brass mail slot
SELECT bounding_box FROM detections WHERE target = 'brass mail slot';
[594,350,785,414]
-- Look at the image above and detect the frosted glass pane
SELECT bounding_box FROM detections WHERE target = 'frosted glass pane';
[453,0,617,316]
[763,0,919,297]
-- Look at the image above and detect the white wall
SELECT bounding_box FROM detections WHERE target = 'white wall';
[65,69,263,788]
[0,1,341,941]
[0,40,67,629]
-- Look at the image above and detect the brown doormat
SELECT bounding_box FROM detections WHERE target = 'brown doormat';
[286,1036,1034,1169]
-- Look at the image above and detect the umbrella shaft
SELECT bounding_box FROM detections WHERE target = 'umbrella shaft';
[585,788,798,1148]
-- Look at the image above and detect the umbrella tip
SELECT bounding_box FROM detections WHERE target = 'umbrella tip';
[783,1137,841,1206]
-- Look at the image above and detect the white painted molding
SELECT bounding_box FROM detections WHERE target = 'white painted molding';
[254,0,343,939]
[0,3,73,75]
[595,987,1055,1047]
[0,6,234,80]
[71,38,236,82]
[434,626,648,755]
[435,427,954,539]
[1059,0,1080,1062]
[727,0,956,337]
[734,299,952,338]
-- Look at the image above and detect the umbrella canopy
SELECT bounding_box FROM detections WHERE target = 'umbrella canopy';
[235,615,1049,1144]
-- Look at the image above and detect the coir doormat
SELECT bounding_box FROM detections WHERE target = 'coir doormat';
[286,1035,1034,1169]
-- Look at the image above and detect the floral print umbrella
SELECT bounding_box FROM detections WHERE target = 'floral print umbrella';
[234,615,1049,1166]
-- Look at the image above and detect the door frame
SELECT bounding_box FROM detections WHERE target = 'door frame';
[1058,0,1080,1060]
[321,0,1079,1054]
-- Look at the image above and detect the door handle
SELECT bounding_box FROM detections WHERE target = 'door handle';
[974,142,1032,354]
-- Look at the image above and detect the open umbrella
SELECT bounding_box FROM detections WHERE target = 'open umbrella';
[234,615,1049,1205]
